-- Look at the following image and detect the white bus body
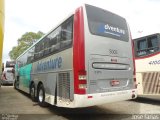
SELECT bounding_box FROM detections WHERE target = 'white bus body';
[134,33,160,100]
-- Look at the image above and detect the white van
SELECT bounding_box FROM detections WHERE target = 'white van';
[1,68,14,85]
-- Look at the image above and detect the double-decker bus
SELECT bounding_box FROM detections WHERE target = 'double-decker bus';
[134,33,160,100]
[14,4,137,108]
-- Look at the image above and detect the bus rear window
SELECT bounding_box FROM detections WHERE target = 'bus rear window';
[85,4,129,42]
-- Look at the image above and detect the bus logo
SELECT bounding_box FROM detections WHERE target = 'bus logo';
[104,24,125,36]
[36,57,62,72]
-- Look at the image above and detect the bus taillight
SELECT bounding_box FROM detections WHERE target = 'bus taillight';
[78,70,87,89]
[79,82,87,89]
[78,71,86,80]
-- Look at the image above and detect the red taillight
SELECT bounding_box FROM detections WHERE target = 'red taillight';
[2,73,7,80]
[78,70,87,90]
[73,7,86,94]
[130,33,137,88]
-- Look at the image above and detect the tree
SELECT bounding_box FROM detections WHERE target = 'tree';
[9,31,45,60]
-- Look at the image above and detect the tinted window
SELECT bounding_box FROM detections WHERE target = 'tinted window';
[85,4,129,41]
[17,16,73,66]
[34,27,61,60]
[135,35,159,57]
[48,27,61,53]
[7,70,13,73]
[148,36,158,48]
[34,16,73,61]
[17,53,27,67]
[137,39,147,56]
[27,47,35,64]
[61,16,73,49]
[6,61,15,68]
[147,36,159,54]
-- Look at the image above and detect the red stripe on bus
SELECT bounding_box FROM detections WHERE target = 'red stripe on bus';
[73,6,86,94]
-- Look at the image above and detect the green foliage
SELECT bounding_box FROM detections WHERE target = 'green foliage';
[9,31,44,60]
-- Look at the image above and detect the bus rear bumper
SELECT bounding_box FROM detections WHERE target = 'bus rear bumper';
[56,89,137,108]
[1,80,14,85]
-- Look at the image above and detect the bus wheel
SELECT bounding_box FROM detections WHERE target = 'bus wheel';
[30,83,37,102]
[14,80,19,89]
[38,84,47,107]
[14,81,16,89]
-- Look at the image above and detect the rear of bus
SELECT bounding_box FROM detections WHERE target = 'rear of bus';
[73,4,137,107]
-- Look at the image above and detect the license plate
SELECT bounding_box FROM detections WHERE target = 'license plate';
[111,80,120,86]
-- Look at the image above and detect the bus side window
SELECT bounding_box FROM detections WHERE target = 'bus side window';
[27,47,35,64]
[48,27,61,54]
[61,16,73,49]
[43,38,50,56]
[34,42,41,60]
[147,36,159,53]
[137,39,147,56]
[34,41,44,60]
[136,35,159,57]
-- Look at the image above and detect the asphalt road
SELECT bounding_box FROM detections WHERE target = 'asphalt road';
[0,86,160,120]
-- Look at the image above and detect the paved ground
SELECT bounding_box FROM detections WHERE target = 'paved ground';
[0,86,160,120]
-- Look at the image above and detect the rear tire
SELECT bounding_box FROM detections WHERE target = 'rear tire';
[37,84,48,107]
[14,79,19,89]
[14,76,19,89]
[30,83,37,102]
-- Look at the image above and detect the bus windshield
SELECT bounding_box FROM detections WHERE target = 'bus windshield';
[85,4,129,41]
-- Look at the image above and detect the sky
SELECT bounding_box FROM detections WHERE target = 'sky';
[3,0,160,63]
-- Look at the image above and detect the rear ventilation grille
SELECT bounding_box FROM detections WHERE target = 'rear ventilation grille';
[142,72,160,94]
[58,73,72,101]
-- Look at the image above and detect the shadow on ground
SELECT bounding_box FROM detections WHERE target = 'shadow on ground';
[15,89,135,120]
[132,97,160,106]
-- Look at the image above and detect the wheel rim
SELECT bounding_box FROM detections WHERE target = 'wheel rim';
[39,89,43,102]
